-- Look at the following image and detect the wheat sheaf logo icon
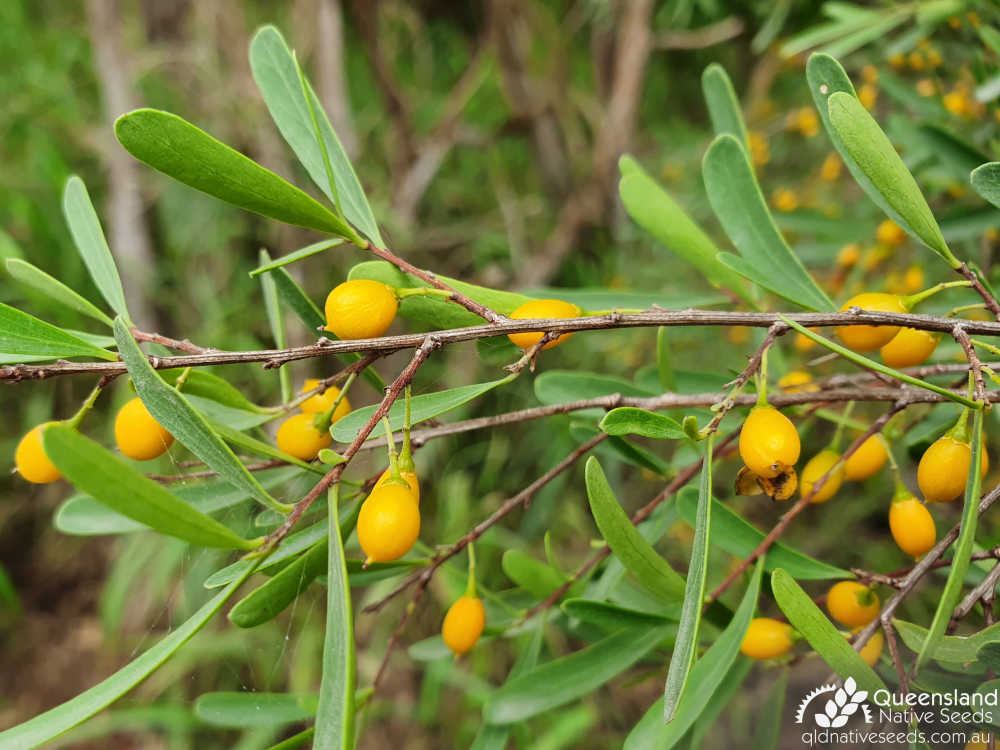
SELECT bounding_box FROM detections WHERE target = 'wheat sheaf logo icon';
[795,678,873,728]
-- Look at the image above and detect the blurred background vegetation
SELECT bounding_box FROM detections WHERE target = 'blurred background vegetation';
[3,0,1000,747]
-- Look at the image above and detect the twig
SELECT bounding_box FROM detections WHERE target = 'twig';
[879,617,909,695]
[953,324,987,403]
[147,459,287,482]
[957,261,1000,320]
[951,560,1000,624]
[654,16,744,49]
[131,328,212,355]
[272,351,383,414]
[852,546,1000,586]
[705,322,785,435]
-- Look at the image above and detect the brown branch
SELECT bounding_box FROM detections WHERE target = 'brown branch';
[951,560,1000,625]
[852,546,1000,587]
[654,16,745,49]
[130,328,212,355]
[704,322,785,435]
[953,324,987,403]
[147,459,288,483]
[271,350,383,414]
[8,308,1000,382]
[879,617,909,695]
[957,261,1000,320]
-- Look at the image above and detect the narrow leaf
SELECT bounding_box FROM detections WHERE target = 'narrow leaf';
[701,63,749,151]
[826,90,957,266]
[600,408,686,440]
[562,599,677,630]
[114,318,288,512]
[62,176,131,322]
[893,618,1000,664]
[917,409,984,673]
[5,259,113,326]
[195,692,317,728]
[250,239,343,277]
[314,487,356,750]
[751,669,789,750]
[250,25,382,244]
[771,568,886,695]
[159,369,269,415]
[502,549,569,600]
[229,541,326,627]
[0,303,116,361]
[114,109,359,240]
[663,435,713,722]
[585,457,686,602]
[43,425,257,550]
[703,134,834,311]
[210,421,325,475]
[0,561,259,749]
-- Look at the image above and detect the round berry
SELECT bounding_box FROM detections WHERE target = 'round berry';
[114,397,174,461]
[15,423,62,484]
[739,406,801,479]
[837,292,906,352]
[889,495,936,559]
[799,449,844,504]
[300,379,352,422]
[275,413,332,461]
[917,435,986,503]
[740,617,794,660]
[507,299,581,351]
[880,327,938,369]
[843,435,888,481]
[876,219,906,247]
[826,581,879,627]
[324,280,398,340]
[441,595,486,655]
[357,483,421,564]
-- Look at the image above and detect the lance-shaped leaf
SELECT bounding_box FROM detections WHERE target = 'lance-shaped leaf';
[114,318,289,513]
[600,408,686,440]
[5,259,113,326]
[624,561,763,749]
[229,541,327,627]
[159,369,270,415]
[43,424,258,550]
[250,25,382,245]
[562,599,677,630]
[250,239,344,277]
[260,249,291,402]
[893,618,1000,664]
[210,421,325,475]
[62,176,131,323]
[0,303,116,361]
[972,163,1000,211]
[618,157,752,303]
[195,692,317,728]
[585,457,685,602]
[114,109,360,241]
[917,409,984,673]
[703,134,834,311]
[0,562,259,750]
[914,124,990,184]
[314,488,356,750]
[771,568,886,695]
[825,90,957,266]
[702,64,749,151]
[663,435,714,722]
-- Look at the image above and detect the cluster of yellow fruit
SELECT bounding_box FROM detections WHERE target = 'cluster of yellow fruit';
[15,397,173,483]
[275,380,350,461]
[741,581,884,665]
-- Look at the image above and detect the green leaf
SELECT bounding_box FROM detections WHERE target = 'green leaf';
[205,520,327,588]
[600,408,685,440]
[314,488,356,750]
[229,541,326,627]
[55,468,300,536]
[484,625,668,725]
[0,303,116,361]
[62,176,131,323]
[662,435,713,722]
[701,63,749,151]
[917,409,984,673]
[562,599,677,630]
[702,135,834,311]
[675,487,850,579]
[0,559,259,750]
[158,369,267,415]
[751,669,789,750]
[893,618,1000,664]
[979,25,1000,56]
[618,157,751,303]
[330,377,511,442]
[114,109,359,240]
[585,457,685,602]
[971,163,1000,211]
[114,318,289,513]
[0,562,20,614]
[43,424,257,550]
[656,327,676,391]
[5,259,113,326]
[913,124,991,184]
[535,370,655,411]
[250,239,344,277]
[348,260,532,328]
[771,568,886,695]
[195,692,317,728]
[826,90,957,266]
[250,25,382,245]
[624,561,763,749]
[570,422,671,478]
[979,643,1000,673]
[259,249,291,403]
[502,549,568,600]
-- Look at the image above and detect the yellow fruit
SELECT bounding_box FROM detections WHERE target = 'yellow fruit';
[820,153,842,181]
[357,483,421,563]
[15,423,62,484]
[800,449,844,504]
[324,279,398,340]
[748,130,770,167]
[826,581,879,627]
[876,219,906,247]
[275,413,332,461]
[853,627,884,667]
[441,595,486,655]
[889,495,936,558]
[728,326,750,344]
[114,397,174,461]
[944,90,969,117]
[917,435,986,503]
[837,292,906,351]
[836,243,861,267]
[739,406,801,479]
[375,467,420,504]
[507,299,581,351]
[902,265,924,294]
[778,371,817,393]
[300,379,352,422]
[858,83,878,111]
[861,65,878,84]
[772,189,798,213]
[880,327,938,368]
[843,435,888,481]
[794,330,818,352]
[889,53,905,69]
[916,79,936,97]
[740,617,794,660]
[908,51,925,71]
[792,107,820,137]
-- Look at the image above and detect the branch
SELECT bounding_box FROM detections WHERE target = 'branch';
[957,261,1000,320]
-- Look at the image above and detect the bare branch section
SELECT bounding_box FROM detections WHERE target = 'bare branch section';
[7,308,1000,382]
